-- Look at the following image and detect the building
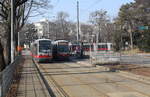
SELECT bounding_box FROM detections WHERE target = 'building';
[34,19,50,39]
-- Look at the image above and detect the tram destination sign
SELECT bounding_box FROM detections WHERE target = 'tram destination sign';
[138,26,149,30]
[58,42,68,45]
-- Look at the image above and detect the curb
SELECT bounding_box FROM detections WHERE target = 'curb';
[33,60,56,97]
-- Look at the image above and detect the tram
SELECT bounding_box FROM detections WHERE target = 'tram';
[97,43,112,51]
[69,43,80,55]
[31,39,53,62]
[83,43,113,51]
[52,40,70,60]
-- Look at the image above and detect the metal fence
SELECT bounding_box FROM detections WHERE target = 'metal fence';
[85,51,121,65]
[85,50,150,68]
[0,72,2,97]
[0,56,23,97]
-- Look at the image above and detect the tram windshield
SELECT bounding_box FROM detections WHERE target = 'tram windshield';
[57,45,69,52]
[98,44,108,49]
[39,40,51,53]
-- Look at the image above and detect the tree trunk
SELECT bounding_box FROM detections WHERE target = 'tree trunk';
[128,23,133,49]
[4,26,11,65]
[0,39,6,71]
[129,31,133,49]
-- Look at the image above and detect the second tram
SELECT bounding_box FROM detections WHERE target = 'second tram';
[52,40,70,60]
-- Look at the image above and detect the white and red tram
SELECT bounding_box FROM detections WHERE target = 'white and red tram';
[31,39,53,62]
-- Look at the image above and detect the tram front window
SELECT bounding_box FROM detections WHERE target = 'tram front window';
[58,45,69,52]
[39,46,51,53]
[39,41,51,53]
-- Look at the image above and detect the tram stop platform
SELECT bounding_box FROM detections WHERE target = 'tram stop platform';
[16,56,51,97]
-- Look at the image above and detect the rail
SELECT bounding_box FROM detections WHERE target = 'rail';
[0,56,23,97]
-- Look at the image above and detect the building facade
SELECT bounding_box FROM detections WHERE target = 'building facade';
[34,19,50,39]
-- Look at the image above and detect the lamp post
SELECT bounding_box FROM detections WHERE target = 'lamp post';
[18,31,20,55]
[11,0,14,63]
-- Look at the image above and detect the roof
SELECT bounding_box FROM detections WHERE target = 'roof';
[53,40,69,44]
[33,39,51,44]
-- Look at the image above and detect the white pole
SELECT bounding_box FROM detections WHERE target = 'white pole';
[90,42,92,64]
[77,1,79,44]
[11,0,14,63]
[18,31,20,54]
[47,20,50,38]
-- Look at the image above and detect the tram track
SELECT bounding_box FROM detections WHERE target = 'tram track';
[59,63,150,97]
[67,62,150,97]
[38,62,110,97]
[82,73,150,97]
[39,63,69,97]
[66,61,150,97]
[36,61,150,97]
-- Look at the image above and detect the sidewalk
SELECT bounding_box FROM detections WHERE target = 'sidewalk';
[16,56,51,97]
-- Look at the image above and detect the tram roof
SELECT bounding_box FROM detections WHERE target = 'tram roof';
[53,40,69,43]
[32,39,52,44]
[35,39,51,42]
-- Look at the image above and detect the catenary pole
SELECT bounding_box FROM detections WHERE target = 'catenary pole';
[77,1,80,44]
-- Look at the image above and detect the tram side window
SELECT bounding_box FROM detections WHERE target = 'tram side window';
[98,44,108,50]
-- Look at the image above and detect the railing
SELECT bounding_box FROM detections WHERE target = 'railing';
[86,51,121,65]
[0,72,2,97]
[0,56,23,97]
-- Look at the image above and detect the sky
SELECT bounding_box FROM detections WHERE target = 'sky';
[29,0,134,23]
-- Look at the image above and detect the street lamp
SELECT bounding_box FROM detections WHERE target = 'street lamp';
[11,0,14,63]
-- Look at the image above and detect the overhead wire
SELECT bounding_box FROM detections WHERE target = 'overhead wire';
[72,0,103,22]
[82,0,103,12]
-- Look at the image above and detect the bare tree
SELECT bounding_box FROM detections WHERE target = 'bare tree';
[80,23,93,42]
[55,11,70,40]
[89,9,110,42]
[0,0,51,71]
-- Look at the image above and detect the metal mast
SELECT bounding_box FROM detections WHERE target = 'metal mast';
[11,0,14,63]
[77,1,80,44]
